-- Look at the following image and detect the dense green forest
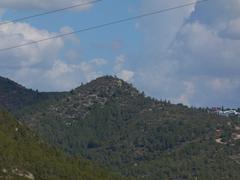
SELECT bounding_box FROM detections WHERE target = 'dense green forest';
[14,76,240,179]
[1,75,240,179]
[0,76,64,112]
[0,110,125,180]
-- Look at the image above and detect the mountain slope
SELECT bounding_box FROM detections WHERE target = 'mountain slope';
[0,76,62,112]
[0,110,125,180]
[16,76,240,179]
[3,75,240,179]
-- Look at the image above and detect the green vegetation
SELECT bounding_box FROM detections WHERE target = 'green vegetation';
[0,110,125,180]
[14,76,240,179]
[1,75,240,179]
[0,76,64,112]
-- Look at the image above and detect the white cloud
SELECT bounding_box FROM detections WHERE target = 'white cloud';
[138,0,240,107]
[0,22,64,68]
[117,70,134,82]
[0,21,69,90]
[173,21,240,77]
[0,0,93,11]
[0,20,108,91]
[91,58,107,66]
[44,59,105,90]
[60,26,80,44]
[222,18,240,40]
[46,60,74,79]
[140,0,196,54]
[174,81,195,105]
[12,57,108,91]
[113,55,134,82]
[113,55,125,72]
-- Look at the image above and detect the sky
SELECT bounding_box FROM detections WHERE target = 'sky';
[0,0,239,108]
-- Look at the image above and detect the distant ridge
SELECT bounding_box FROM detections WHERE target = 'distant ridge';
[0,76,63,112]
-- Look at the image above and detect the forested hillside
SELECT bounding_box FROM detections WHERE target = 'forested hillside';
[0,110,125,180]
[14,76,240,180]
[0,76,63,112]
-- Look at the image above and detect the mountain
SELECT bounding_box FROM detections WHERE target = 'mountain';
[0,76,63,112]
[0,110,125,180]
[1,75,240,179]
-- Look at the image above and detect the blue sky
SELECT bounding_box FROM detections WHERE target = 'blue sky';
[0,0,240,108]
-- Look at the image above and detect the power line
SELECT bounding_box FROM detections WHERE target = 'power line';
[0,0,103,26]
[0,0,209,52]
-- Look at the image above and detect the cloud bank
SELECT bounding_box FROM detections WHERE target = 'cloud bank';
[0,20,107,91]
[138,0,240,107]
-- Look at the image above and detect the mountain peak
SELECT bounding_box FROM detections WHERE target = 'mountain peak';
[74,75,140,98]
[80,75,127,88]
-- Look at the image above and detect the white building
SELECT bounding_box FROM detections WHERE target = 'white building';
[218,110,240,117]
